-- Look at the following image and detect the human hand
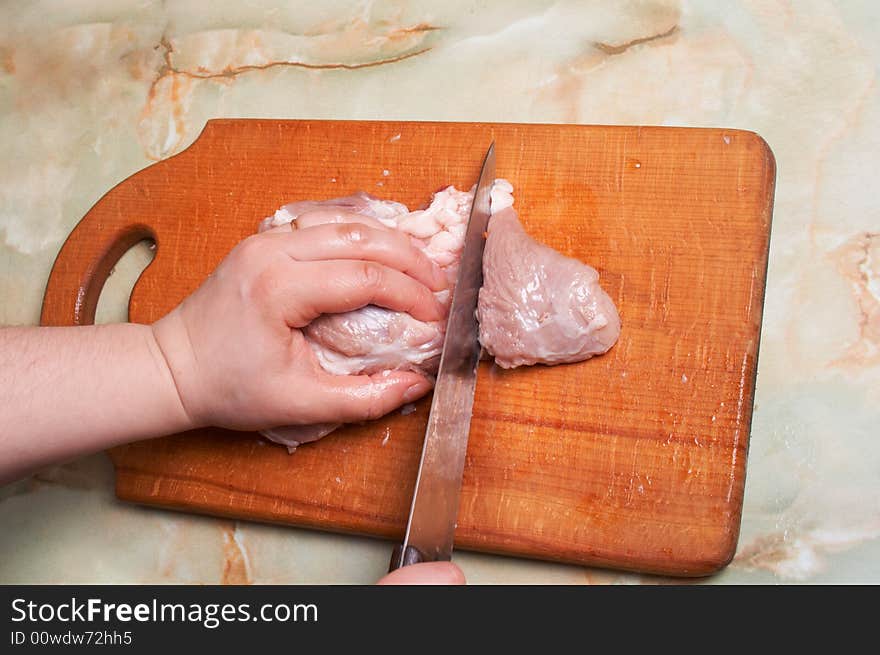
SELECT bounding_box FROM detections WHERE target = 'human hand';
[150,222,448,431]
[376,562,466,585]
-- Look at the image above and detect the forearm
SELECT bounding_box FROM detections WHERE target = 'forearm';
[0,324,192,484]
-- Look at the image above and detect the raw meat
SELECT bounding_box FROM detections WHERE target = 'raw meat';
[258,181,619,450]
[261,185,479,379]
[259,185,477,449]
[477,207,620,368]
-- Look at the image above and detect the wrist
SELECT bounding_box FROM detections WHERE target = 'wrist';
[147,315,203,431]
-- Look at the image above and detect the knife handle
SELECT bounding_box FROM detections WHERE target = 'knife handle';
[388,544,426,572]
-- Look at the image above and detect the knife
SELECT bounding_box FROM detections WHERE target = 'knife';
[389,142,496,571]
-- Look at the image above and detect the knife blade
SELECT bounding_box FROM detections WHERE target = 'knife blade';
[389,142,496,571]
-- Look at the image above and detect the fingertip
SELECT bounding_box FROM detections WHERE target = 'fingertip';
[376,562,466,585]
[430,261,449,291]
[402,376,432,403]
[372,370,431,404]
[415,292,447,323]
[435,296,449,318]
[441,562,467,585]
[405,288,446,324]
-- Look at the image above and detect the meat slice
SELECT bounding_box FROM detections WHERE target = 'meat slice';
[303,307,444,377]
[257,181,619,450]
[477,207,620,368]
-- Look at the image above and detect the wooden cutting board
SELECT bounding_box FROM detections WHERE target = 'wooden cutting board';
[41,119,775,576]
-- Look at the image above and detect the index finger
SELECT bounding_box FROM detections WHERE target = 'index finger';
[295,208,393,232]
[267,222,447,292]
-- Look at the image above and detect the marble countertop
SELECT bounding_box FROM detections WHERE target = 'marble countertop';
[1,0,878,584]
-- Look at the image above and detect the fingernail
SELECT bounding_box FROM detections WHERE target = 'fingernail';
[403,380,430,403]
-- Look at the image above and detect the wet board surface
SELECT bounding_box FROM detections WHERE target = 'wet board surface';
[41,119,775,576]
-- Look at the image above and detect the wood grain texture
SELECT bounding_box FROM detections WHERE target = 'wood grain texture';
[40,119,775,576]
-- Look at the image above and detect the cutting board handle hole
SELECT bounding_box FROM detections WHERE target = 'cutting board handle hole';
[95,237,157,324]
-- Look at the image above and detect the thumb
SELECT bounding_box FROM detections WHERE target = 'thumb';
[376,562,466,585]
[313,370,433,424]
